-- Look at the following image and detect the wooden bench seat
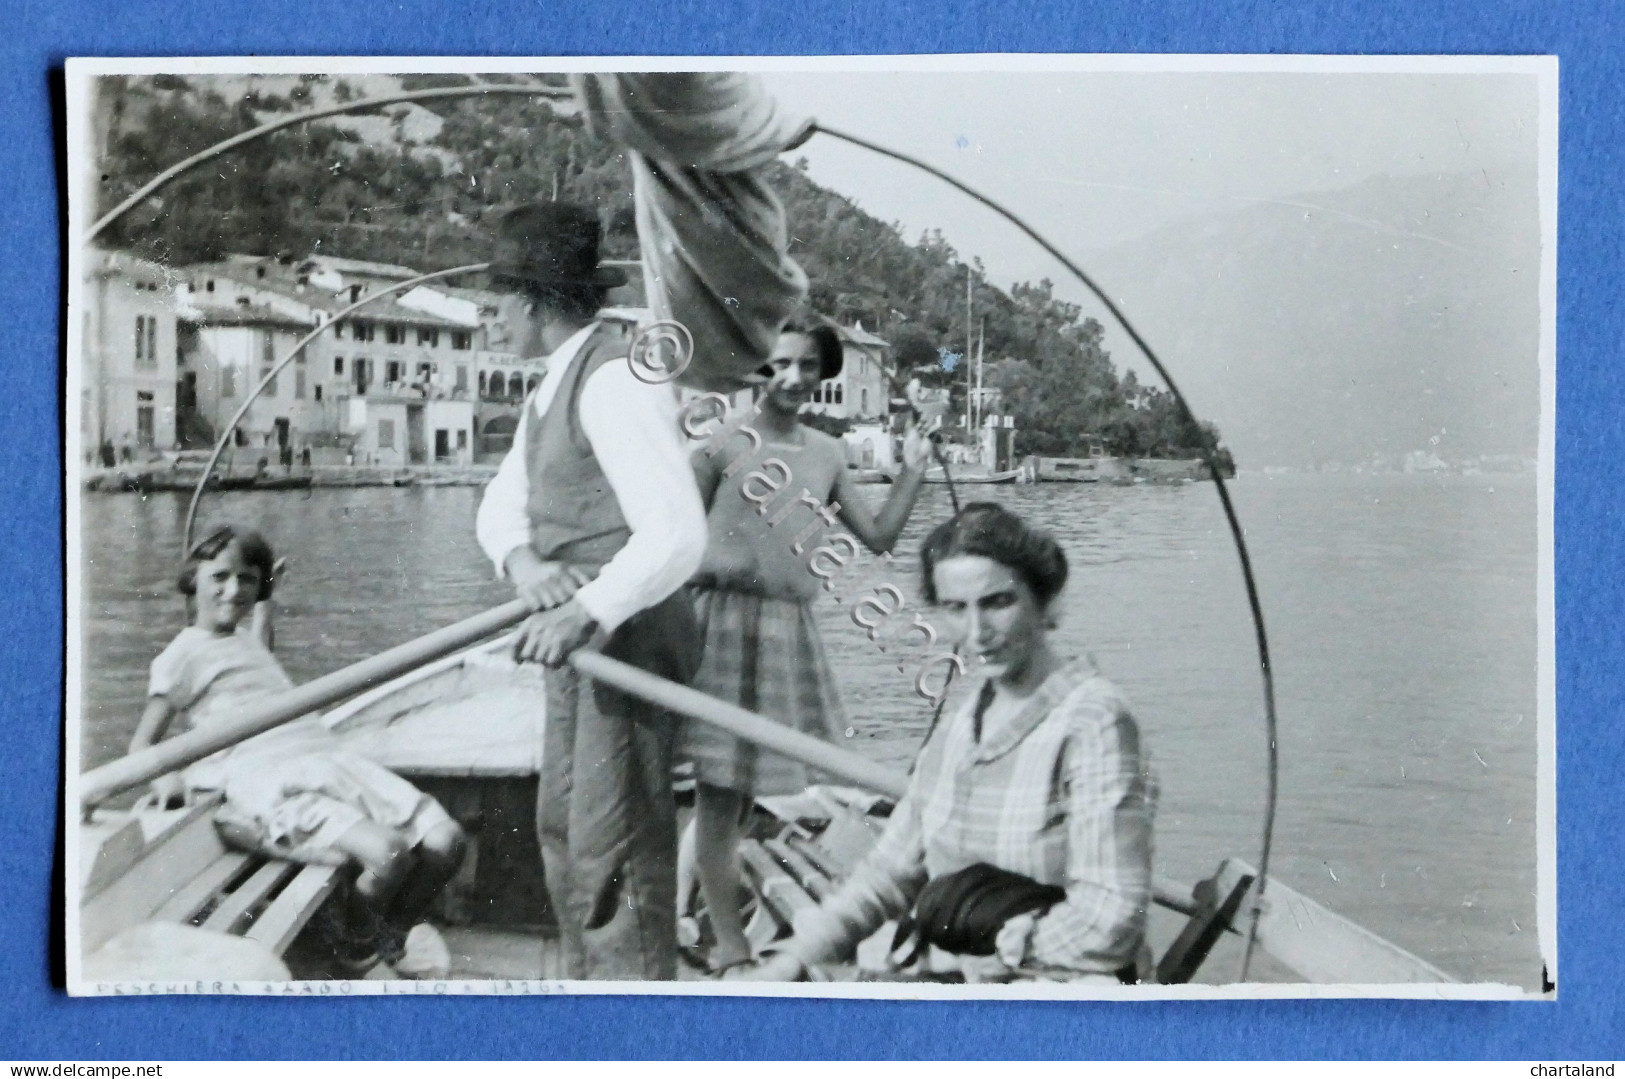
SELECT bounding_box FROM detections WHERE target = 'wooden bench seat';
[81,797,342,965]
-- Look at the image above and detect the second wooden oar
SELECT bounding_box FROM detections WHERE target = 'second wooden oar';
[571,651,908,800]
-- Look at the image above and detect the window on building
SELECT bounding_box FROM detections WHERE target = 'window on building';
[314,384,323,402]
[352,320,374,342]
[221,367,236,397]
[834,383,844,404]
[349,285,363,304]
[455,364,469,393]
[378,418,395,449]
[386,360,401,385]
[507,373,524,398]
[417,327,440,348]
[456,429,468,450]
[385,323,405,345]
[332,321,344,340]
[813,385,822,404]
[134,316,146,365]
[525,375,539,395]
[205,280,215,293]
[861,387,868,414]
[416,362,433,383]
[234,428,248,447]
[334,356,345,376]
[136,402,155,446]
[261,369,278,398]
[261,330,276,365]
[451,331,471,350]
[478,371,488,397]
[355,358,370,394]
[295,370,306,399]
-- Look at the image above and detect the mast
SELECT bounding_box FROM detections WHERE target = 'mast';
[964,265,973,440]
[974,317,985,447]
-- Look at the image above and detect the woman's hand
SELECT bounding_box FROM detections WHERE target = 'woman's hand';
[900,417,942,472]
[726,952,806,982]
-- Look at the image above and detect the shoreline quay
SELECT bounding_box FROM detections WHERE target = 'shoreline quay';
[83,463,502,493]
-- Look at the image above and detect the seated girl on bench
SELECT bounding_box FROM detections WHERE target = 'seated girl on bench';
[128,524,467,978]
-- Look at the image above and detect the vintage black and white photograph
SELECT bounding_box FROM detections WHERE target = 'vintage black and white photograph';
[64,56,1554,998]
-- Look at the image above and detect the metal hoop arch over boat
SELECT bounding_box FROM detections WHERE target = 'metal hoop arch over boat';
[92,81,1281,979]
[808,122,1285,979]
[179,261,491,553]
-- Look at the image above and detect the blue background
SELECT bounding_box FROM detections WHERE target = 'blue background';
[3,0,1619,1060]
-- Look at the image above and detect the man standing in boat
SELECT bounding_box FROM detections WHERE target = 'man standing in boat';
[475,202,708,980]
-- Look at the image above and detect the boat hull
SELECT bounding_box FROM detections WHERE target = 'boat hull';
[81,634,1454,986]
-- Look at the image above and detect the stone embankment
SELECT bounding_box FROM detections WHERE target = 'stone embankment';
[83,463,501,492]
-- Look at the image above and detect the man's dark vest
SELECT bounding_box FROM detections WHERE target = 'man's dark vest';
[524,322,635,569]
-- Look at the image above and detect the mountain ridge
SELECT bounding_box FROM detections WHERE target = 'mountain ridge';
[1085,165,1541,467]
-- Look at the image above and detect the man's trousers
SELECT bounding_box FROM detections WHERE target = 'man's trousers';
[537,594,700,980]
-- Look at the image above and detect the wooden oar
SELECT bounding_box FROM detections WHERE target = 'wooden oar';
[79,599,535,809]
[571,652,908,800]
[80,604,1191,918]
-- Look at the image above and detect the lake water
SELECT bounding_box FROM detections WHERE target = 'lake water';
[77,471,1541,987]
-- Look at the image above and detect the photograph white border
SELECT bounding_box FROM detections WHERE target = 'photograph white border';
[63,52,1558,1001]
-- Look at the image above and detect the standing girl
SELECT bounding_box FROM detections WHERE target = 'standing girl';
[679,317,936,973]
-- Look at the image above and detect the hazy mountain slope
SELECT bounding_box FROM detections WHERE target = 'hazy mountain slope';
[1089,168,1541,467]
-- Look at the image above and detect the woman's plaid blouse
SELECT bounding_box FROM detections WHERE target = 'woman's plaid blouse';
[789,657,1159,975]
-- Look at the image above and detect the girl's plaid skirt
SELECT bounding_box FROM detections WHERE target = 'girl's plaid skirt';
[677,582,847,796]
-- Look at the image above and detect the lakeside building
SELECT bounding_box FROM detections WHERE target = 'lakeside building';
[81,250,180,461]
[805,321,891,423]
[175,255,479,465]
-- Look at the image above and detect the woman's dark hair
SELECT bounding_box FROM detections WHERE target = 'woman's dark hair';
[765,314,844,382]
[177,524,277,603]
[920,502,1068,607]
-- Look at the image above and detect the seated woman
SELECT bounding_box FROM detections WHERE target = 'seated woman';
[128,524,467,979]
[740,502,1158,983]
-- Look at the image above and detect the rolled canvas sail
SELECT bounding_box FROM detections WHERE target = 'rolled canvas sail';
[574,73,814,392]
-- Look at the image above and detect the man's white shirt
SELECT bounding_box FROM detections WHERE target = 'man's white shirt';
[475,322,707,634]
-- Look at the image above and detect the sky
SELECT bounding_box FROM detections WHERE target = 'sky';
[759,67,1542,377]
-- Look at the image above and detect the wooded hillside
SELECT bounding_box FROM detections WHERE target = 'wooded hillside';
[92,73,1230,463]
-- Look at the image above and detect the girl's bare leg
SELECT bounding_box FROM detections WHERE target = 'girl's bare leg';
[386,819,468,928]
[693,782,751,970]
[331,819,413,904]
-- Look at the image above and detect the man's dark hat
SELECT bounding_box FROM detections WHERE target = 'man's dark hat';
[488,203,629,292]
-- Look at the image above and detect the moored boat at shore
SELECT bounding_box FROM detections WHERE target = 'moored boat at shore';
[922,466,1021,485]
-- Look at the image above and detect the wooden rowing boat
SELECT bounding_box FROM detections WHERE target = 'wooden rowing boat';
[77,633,1455,988]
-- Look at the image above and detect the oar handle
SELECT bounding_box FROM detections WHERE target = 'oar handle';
[79,599,535,809]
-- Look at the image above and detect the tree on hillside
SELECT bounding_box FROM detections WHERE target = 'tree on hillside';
[94,74,1230,461]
